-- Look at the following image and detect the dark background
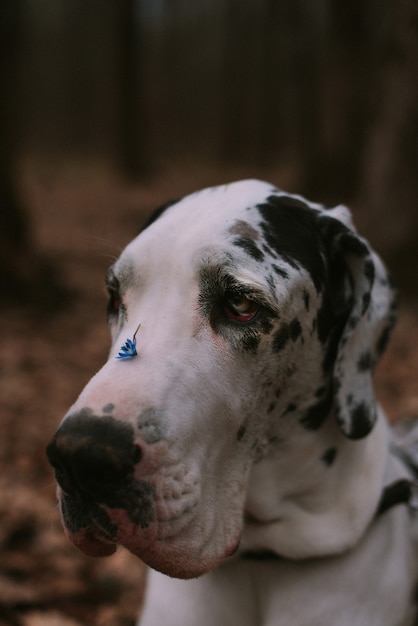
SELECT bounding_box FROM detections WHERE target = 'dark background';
[0,1,417,625]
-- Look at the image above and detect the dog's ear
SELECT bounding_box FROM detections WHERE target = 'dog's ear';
[317,207,397,439]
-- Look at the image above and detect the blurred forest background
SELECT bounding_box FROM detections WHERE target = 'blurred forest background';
[2,0,418,300]
[0,1,418,625]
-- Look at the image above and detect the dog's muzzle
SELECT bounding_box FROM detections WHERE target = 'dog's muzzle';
[46,413,155,556]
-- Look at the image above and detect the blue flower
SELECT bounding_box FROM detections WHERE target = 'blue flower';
[116,324,141,360]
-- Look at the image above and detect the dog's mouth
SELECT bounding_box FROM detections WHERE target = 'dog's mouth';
[59,492,119,556]
[65,520,118,557]
[58,489,241,579]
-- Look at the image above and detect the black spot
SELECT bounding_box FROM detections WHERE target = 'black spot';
[236,425,246,441]
[357,351,371,372]
[346,393,353,406]
[233,237,265,262]
[266,273,276,295]
[314,386,325,398]
[285,403,297,414]
[348,402,374,439]
[137,409,166,444]
[102,403,115,414]
[272,264,289,280]
[262,244,277,257]
[319,307,351,374]
[275,388,281,398]
[299,392,333,431]
[377,479,413,516]
[258,196,327,292]
[242,332,262,353]
[348,315,359,330]
[271,319,301,354]
[267,402,276,413]
[123,481,155,528]
[321,447,337,467]
[364,259,375,282]
[272,325,290,352]
[361,291,371,315]
[289,318,302,341]
[303,290,310,311]
[375,323,392,358]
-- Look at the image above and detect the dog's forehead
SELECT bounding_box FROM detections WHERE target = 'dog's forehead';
[147,179,277,241]
[116,179,329,289]
[116,180,273,269]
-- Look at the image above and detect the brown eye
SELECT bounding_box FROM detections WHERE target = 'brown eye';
[224,295,260,322]
[107,289,121,315]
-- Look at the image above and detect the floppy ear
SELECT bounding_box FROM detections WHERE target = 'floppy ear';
[317,207,397,439]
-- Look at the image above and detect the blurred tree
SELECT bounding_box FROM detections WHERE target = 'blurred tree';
[0,1,70,307]
[0,0,31,301]
[1,0,417,295]
[118,0,149,178]
[360,0,418,292]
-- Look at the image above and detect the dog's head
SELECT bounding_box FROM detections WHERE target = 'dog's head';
[47,180,396,577]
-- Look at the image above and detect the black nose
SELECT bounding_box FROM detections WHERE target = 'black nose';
[46,411,141,501]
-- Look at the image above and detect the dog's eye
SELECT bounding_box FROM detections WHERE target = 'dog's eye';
[224,295,260,322]
[107,289,121,315]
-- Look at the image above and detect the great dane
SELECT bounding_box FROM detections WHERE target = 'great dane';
[47,180,418,625]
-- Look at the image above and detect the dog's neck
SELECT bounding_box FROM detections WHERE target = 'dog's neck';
[240,410,390,559]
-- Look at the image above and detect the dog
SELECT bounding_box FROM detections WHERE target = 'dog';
[47,179,418,625]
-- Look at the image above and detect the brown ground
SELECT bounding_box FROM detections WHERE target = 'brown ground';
[1,162,417,626]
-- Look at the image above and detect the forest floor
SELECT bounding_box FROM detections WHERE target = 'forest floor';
[1,161,417,626]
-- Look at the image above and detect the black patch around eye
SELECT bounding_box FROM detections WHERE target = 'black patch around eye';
[233,236,265,262]
[198,264,278,354]
[321,447,337,467]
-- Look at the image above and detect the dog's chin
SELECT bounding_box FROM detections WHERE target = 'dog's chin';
[63,514,240,579]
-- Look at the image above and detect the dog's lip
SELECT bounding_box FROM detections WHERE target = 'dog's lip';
[65,523,117,557]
